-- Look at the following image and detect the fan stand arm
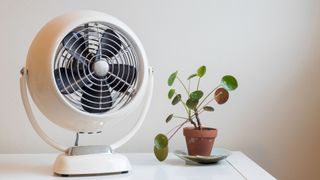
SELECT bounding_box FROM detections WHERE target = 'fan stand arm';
[19,66,154,153]
[20,68,68,152]
[110,66,154,150]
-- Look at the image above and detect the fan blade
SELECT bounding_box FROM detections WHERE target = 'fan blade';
[54,68,90,94]
[107,64,137,92]
[99,29,122,58]
[63,32,92,67]
[81,84,113,113]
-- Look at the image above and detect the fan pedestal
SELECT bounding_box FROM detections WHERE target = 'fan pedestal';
[53,153,131,176]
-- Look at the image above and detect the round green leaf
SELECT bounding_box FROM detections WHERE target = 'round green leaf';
[172,94,181,105]
[165,114,174,123]
[188,74,197,80]
[154,145,168,161]
[168,89,175,99]
[221,75,238,91]
[168,71,178,86]
[190,90,204,100]
[186,98,199,110]
[154,133,168,149]
[197,66,206,77]
[214,87,229,104]
[203,106,214,112]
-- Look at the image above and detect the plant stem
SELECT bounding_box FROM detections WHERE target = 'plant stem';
[166,120,188,135]
[188,117,197,128]
[173,91,189,116]
[190,91,223,120]
[197,85,220,109]
[197,77,200,90]
[177,77,189,95]
[168,121,189,140]
[188,79,190,93]
[179,99,189,115]
[173,115,189,120]
[197,91,222,112]
[190,98,214,118]
[197,109,204,115]
[194,109,201,129]
[198,98,215,111]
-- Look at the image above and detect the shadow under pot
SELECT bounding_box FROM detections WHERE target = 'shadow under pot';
[183,127,217,156]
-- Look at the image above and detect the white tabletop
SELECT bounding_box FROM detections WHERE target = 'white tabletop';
[0,152,275,180]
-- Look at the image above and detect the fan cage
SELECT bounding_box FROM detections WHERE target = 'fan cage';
[54,22,140,114]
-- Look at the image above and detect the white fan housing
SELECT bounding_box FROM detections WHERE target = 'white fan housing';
[26,11,149,132]
[20,10,153,176]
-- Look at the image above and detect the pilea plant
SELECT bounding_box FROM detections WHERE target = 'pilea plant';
[154,65,238,161]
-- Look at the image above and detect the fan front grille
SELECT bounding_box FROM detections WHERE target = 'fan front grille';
[54,22,139,114]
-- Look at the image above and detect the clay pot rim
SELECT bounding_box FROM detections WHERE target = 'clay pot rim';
[183,127,217,138]
[183,126,217,131]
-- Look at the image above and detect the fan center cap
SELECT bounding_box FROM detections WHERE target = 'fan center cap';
[93,60,109,77]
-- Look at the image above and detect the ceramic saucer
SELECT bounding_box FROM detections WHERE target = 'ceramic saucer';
[174,148,231,164]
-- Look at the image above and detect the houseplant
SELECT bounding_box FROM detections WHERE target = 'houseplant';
[154,65,238,161]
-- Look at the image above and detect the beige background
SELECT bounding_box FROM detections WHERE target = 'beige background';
[0,0,320,179]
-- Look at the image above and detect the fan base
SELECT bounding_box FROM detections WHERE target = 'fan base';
[53,153,131,176]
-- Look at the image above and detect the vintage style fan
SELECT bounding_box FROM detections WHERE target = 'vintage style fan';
[19,11,153,176]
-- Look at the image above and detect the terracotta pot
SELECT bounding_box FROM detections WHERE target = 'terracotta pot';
[183,127,217,156]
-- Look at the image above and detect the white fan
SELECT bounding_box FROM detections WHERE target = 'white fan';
[19,11,153,176]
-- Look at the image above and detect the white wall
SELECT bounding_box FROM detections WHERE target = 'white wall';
[0,0,319,179]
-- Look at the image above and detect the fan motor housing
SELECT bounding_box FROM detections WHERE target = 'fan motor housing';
[26,11,149,132]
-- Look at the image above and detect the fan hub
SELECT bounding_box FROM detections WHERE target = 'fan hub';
[93,60,109,77]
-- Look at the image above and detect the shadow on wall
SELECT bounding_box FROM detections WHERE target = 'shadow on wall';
[246,47,320,179]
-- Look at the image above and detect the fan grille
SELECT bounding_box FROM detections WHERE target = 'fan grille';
[54,22,139,114]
